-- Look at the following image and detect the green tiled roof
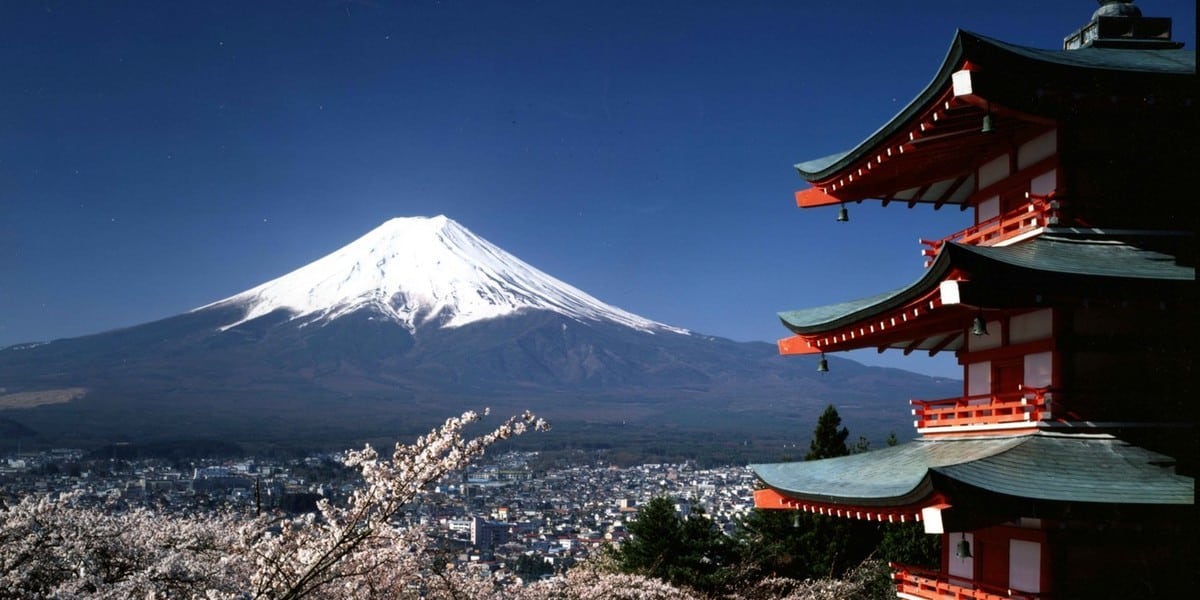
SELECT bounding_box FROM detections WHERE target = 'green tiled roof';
[981,32,1195,74]
[794,151,850,176]
[949,232,1195,281]
[777,252,952,334]
[777,286,918,332]
[752,432,1194,506]
[795,31,1195,181]
[936,433,1194,504]
[752,436,1024,507]
[778,232,1194,335]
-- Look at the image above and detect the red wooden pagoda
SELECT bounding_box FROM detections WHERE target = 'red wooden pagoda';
[751,2,1195,597]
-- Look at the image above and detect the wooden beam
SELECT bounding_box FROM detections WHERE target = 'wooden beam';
[795,186,844,208]
[778,336,820,355]
[926,331,961,357]
[907,182,933,208]
[933,175,971,210]
[902,337,926,356]
[906,124,988,147]
[753,488,942,524]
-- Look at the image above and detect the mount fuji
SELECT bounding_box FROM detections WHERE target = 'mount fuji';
[201,216,688,336]
[0,216,958,461]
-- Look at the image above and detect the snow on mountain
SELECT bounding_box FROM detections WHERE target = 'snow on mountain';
[198,216,689,335]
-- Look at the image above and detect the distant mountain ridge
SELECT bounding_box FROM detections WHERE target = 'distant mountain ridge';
[0,217,959,462]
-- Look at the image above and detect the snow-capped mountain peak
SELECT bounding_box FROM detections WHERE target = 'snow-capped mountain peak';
[199,216,688,335]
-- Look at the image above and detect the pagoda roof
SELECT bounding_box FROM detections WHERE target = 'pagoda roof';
[752,432,1194,507]
[793,30,1196,206]
[777,231,1194,354]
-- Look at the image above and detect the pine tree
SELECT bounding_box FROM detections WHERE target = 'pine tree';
[738,406,941,590]
[614,496,735,594]
[735,405,879,581]
[806,405,850,460]
[617,496,681,577]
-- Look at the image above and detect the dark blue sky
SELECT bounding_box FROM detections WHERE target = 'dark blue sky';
[2,1,1194,377]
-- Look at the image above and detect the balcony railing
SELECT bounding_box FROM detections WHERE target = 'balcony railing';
[911,388,1050,433]
[920,194,1061,267]
[891,562,1045,600]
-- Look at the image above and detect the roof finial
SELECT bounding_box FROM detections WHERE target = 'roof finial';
[1065,0,1179,50]
[1094,1,1142,19]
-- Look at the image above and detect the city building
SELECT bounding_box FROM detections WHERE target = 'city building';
[471,515,513,550]
[751,2,1195,597]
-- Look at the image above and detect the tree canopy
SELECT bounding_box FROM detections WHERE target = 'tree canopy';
[737,404,938,586]
[614,496,737,594]
[805,405,850,461]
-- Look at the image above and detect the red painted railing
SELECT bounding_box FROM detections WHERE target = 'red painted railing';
[891,563,1045,600]
[911,388,1049,431]
[920,194,1061,267]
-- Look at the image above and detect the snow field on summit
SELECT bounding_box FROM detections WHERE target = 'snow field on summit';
[199,216,690,336]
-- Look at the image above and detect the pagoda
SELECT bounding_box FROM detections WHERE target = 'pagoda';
[751,1,1195,597]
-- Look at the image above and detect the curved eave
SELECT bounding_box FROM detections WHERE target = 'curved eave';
[934,434,1194,505]
[752,435,1027,508]
[950,230,1196,283]
[776,234,1195,355]
[794,31,972,183]
[753,446,938,508]
[777,244,960,356]
[752,488,936,523]
[753,433,1193,510]
[793,32,1195,208]
[779,249,954,336]
[792,30,1195,181]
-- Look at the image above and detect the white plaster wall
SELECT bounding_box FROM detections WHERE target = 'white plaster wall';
[1018,130,1056,170]
[1009,539,1042,592]
[1030,169,1057,197]
[978,154,1010,189]
[1010,309,1052,344]
[978,195,1000,222]
[967,362,991,397]
[1024,352,1053,388]
[967,324,1001,351]
[948,533,975,580]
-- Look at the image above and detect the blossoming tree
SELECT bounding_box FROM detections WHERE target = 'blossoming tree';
[0,408,880,599]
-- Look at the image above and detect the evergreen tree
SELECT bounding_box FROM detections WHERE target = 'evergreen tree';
[738,405,879,582]
[737,406,944,594]
[737,508,881,581]
[617,496,679,576]
[614,496,736,594]
[510,554,554,579]
[878,522,940,568]
[806,405,850,460]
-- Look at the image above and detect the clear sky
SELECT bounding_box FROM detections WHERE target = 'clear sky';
[2,1,1194,378]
